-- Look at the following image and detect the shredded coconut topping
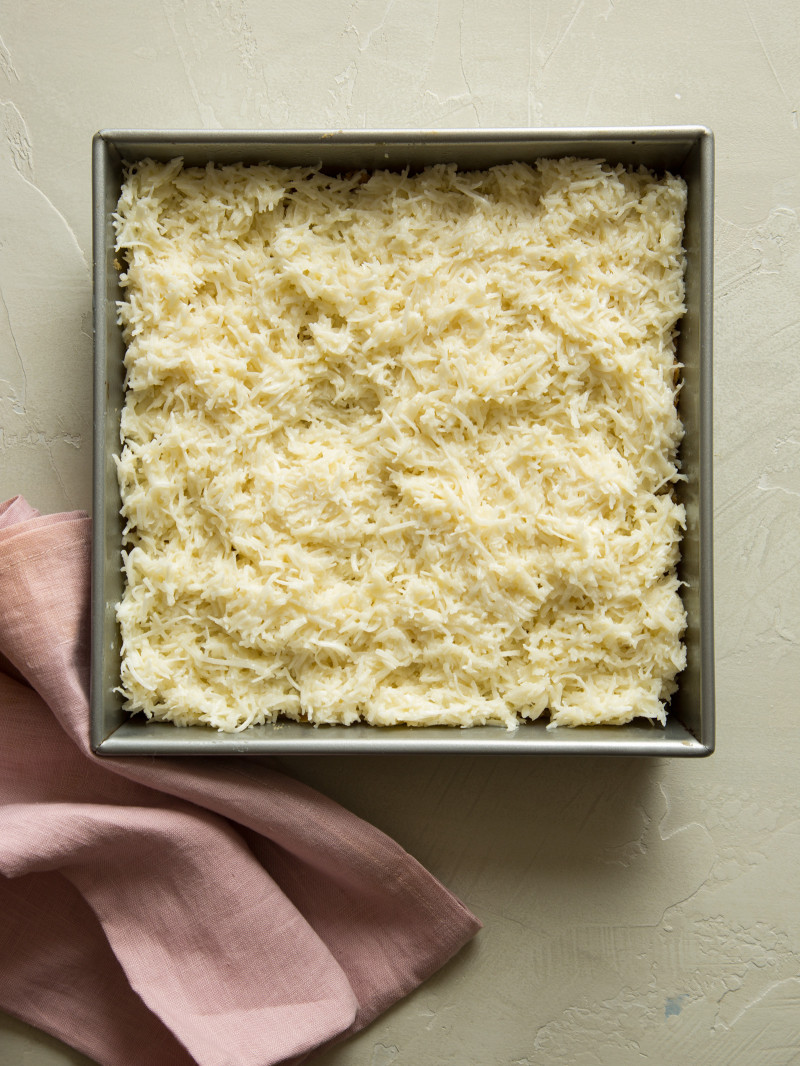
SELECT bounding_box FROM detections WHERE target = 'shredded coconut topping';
[114,156,687,731]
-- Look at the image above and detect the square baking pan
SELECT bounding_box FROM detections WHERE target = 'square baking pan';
[91,127,714,756]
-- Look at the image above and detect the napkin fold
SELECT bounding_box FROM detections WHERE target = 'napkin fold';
[0,497,480,1066]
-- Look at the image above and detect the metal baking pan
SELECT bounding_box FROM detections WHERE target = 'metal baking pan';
[91,127,714,756]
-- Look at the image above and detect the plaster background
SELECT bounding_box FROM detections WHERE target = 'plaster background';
[1,1,798,1063]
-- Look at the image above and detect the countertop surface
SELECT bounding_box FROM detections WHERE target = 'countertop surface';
[1,1,799,1064]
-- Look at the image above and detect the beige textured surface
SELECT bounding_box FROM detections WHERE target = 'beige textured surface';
[1,1,799,1064]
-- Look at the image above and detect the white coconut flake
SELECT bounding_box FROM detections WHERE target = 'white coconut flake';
[114,156,687,732]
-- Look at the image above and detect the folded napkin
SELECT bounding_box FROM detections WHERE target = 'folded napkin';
[0,497,480,1066]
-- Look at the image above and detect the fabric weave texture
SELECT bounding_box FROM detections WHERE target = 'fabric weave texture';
[0,496,480,1066]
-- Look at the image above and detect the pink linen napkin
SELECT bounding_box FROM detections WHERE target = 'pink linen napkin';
[0,496,481,1066]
